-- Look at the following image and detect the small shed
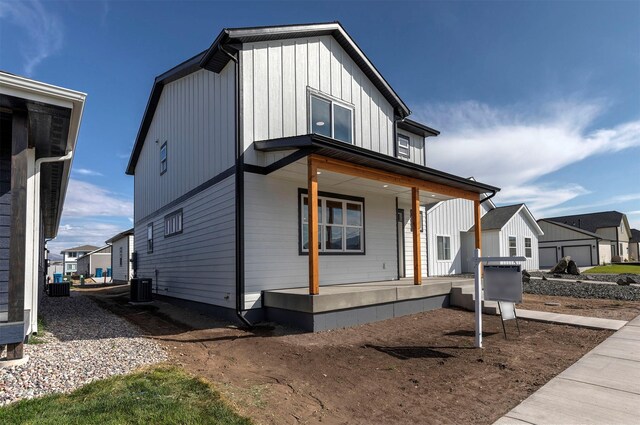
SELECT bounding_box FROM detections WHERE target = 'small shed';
[76,245,112,278]
[105,228,134,284]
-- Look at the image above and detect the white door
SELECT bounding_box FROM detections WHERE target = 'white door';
[563,245,592,266]
[539,247,558,268]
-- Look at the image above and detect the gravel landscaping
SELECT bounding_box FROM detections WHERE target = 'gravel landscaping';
[0,293,167,406]
[529,271,638,284]
[524,279,640,301]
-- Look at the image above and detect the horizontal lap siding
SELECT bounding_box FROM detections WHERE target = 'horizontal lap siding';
[398,203,427,278]
[135,176,235,307]
[396,129,425,166]
[241,36,396,166]
[134,65,236,221]
[110,236,132,282]
[538,221,594,242]
[0,157,8,315]
[244,173,397,293]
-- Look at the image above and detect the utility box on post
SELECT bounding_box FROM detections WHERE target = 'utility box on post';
[130,278,152,303]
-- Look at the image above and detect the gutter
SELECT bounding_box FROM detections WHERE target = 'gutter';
[479,189,497,205]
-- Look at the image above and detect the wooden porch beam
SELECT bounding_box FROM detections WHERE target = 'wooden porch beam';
[309,154,478,201]
[412,187,422,285]
[474,198,482,251]
[308,156,319,295]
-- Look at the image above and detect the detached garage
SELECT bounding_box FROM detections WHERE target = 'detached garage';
[537,220,609,268]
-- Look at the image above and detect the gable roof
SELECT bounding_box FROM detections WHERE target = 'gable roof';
[546,211,629,234]
[77,245,111,260]
[126,22,412,175]
[105,228,134,244]
[469,204,544,235]
[61,245,100,253]
[631,229,640,243]
[537,219,605,240]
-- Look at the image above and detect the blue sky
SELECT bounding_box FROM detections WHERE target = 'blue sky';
[1,0,638,254]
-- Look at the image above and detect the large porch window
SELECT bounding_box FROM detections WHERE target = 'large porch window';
[300,191,364,254]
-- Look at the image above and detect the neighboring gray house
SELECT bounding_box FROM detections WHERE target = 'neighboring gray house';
[106,228,134,284]
[61,244,99,275]
[76,246,112,278]
[126,23,499,330]
[630,229,640,262]
[0,71,86,359]
[540,211,632,265]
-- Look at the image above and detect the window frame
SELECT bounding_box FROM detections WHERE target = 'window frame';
[308,89,355,144]
[119,246,123,267]
[160,141,168,175]
[397,134,411,160]
[436,235,451,261]
[298,189,365,255]
[164,209,183,238]
[524,237,532,258]
[508,236,517,257]
[147,223,154,254]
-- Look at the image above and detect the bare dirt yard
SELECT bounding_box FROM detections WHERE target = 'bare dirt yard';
[520,293,640,321]
[87,287,613,425]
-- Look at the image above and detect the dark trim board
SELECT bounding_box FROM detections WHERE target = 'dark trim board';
[265,294,449,332]
[540,238,602,243]
[151,293,264,325]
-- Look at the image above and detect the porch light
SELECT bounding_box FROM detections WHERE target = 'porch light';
[383,184,388,188]
[316,121,325,126]
[317,171,322,175]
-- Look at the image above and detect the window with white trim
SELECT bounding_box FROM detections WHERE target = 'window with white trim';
[164,210,183,237]
[309,93,354,144]
[509,236,517,257]
[160,141,167,175]
[300,192,364,254]
[437,236,451,260]
[525,238,532,258]
[397,134,410,159]
[147,224,154,253]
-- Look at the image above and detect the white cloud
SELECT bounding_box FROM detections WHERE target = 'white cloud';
[61,179,132,218]
[48,220,127,256]
[73,168,104,177]
[0,0,63,76]
[417,100,640,216]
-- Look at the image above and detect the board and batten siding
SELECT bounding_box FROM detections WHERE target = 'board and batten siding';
[498,210,540,271]
[243,173,397,304]
[0,153,9,319]
[240,36,421,166]
[135,175,236,308]
[396,129,425,166]
[111,236,133,283]
[134,65,236,221]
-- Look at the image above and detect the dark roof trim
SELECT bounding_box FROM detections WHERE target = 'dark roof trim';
[254,134,500,195]
[200,22,410,119]
[397,118,440,138]
[538,219,604,240]
[105,228,134,244]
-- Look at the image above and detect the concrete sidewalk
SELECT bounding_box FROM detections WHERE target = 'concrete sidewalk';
[516,309,627,330]
[494,314,640,424]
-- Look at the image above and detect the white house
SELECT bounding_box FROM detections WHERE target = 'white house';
[630,229,640,262]
[0,71,86,359]
[106,228,134,284]
[539,211,632,267]
[426,199,543,275]
[61,245,99,275]
[76,245,112,278]
[126,23,499,330]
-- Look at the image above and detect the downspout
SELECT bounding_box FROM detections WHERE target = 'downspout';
[220,45,253,328]
[31,150,74,333]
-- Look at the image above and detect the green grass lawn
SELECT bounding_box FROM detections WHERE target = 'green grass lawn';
[585,264,640,275]
[0,366,252,425]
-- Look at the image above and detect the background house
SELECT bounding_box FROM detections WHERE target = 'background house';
[106,228,134,284]
[540,211,632,265]
[61,245,99,275]
[0,71,85,359]
[46,261,64,282]
[630,229,640,261]
[76,245,112,278]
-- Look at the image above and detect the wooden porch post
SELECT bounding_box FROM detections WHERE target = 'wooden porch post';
[474,198,482,251]
[412,187,422,285]
[308,156,319,295]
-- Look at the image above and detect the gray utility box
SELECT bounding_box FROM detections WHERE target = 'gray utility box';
[130,278,152,303]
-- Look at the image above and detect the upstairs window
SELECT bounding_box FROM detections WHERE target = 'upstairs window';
[147,224,154,253]
[525,238,532,258]
[164,209,183,237]
[509,236,517,257]
[397,135,410,159]
[160,141,167,175]
[310,93,353,144]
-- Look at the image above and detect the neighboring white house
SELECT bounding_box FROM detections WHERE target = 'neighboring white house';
[126,22,499,328]
[539,211,632,266]
[106,228,134,284]
[426,200,543,275]
[76,245,112,278]
[630,229,640,262]
[0,71,86,359]
[61,245,99,275]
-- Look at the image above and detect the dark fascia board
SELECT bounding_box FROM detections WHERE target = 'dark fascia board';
[254,134,500,195]
[397,118,440,138]
[126,51,206,175]
[200,22,410,118]
[538,219,604,240]
[105,227,134,244]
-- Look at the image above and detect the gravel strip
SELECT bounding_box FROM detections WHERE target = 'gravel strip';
[524,280,640,301]
[529,271,638,283]
[0,293,167,406]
